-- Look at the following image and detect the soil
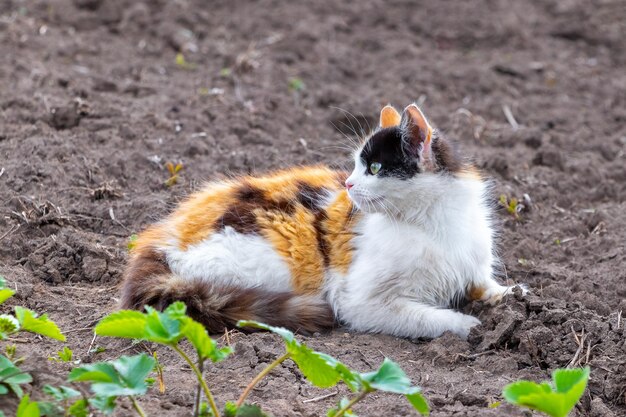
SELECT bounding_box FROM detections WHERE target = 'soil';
[0,0,625,416]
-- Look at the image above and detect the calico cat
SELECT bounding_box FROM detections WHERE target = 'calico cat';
[120,103,524,339]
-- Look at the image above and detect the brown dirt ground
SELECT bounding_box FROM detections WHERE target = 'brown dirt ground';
[1,0,625,416]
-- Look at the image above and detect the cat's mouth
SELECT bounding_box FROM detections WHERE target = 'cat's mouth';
[347,192,384,210]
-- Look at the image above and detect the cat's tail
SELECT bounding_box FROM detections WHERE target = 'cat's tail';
[119,247,335,335]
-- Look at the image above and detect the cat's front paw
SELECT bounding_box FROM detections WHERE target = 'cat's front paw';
[485,284,529,305]
[452,314,481,340]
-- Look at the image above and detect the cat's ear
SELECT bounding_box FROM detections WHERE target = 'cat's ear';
[401,103,433,163]
[379,104,401,128]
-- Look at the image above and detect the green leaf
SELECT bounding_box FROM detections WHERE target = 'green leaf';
[319,355,363,392]
[289,346,341,388]
[143,305,185,344]
[94,310,148,339]
[224,401,238,417]
[36,401,63,417]
[236,320,295,343]
[14,307,65,341]
[0,314,19,338]
[502,367,590,417]
[237,320,364,390]
[0,354,33,398]
[406,391,430,416]
[327,398,356,417]
[58,346,73,362]
[111,353,155,392]
[17,395,40,417]
[225,404,270,417]
[67,399,89,417]
[0,385,7,394]
[68,362,119,384]
[361,358,413,394]
[69,354,154,398]
[0,289,15,305]
[43,385,81,401]
[90,396,117,414]
[182,319,232,362]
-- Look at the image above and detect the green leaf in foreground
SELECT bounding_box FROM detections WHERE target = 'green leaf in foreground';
[0,277,15,306]
[503,367,590,417]
[237,320,340,388]
[0,314,19,339]
[16,395,40,417]
[69,353,155,398]
[67,398,89,417]
[182,319,232,362]
[0,354,33,398]
[361,358,429,415]
[327,398,357,417]
[0,289,15,305]
[43,384,81,401]
[14,307,65,341]
[224,402,271,417]
[89,395,117,415]
[94,310,147,339]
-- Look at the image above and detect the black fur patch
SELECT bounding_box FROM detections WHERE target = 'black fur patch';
[360,127,463,177]
[360,127,419,179]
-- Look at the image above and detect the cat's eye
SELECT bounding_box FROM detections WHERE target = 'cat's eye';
[369,162,382,175]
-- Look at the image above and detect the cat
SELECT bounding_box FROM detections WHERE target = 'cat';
[120,102,525,339]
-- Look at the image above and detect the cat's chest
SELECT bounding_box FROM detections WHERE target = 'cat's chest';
[352,214,480,278]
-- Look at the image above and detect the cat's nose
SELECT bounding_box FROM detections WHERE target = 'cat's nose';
[345,181,354,190]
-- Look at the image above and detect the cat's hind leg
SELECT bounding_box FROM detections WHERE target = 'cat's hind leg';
[340,298,481,340]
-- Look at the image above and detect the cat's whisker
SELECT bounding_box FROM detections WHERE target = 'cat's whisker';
[330,106,368,143]
[329,120,361,150]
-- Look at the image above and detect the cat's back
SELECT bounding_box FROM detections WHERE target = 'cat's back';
[132,165,357,294]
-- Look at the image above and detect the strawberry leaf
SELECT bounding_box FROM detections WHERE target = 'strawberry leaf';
[14,307,65,341]
[502,367,590,417]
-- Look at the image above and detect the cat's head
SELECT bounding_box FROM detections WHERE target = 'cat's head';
[345,103,473,216]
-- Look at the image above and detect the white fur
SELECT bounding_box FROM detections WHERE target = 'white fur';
[166,226,292,291]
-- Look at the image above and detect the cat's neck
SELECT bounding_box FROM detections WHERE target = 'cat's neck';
[376,175,490,237]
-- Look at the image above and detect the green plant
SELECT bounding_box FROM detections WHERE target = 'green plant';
[127,234,139,251]
[0,354,32,397]
[0,277,66,399]
[164,161,183,187]
[94,302,233,417]
[175,53,197,70]
[503,367,590,417]
[237,321,429,417]
[69,354,155,416]
[288,77,305,92]
[49,346,74,363]
[499,194,521,219]
[16,394,40,417]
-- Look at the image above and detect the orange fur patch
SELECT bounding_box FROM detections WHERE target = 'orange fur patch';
[132,224,169,256]
[176,182,238,249]
[323,191,359,274]
[257,206,325,294]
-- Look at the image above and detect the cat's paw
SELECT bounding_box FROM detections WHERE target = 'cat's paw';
[452,314,481,339]
[485,284,529,305]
